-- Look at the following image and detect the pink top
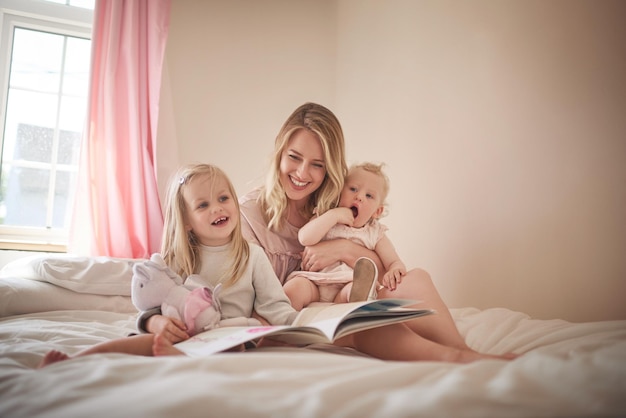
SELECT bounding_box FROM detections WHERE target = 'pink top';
[239,189,303,284]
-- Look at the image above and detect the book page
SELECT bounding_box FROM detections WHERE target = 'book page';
[175,326,289,357]
[292,299,418,327]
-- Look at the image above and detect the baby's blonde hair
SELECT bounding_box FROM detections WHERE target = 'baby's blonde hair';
[160,163,249,287]
[260,102,347,230]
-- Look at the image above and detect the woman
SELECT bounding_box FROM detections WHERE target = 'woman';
[239,102,512,361]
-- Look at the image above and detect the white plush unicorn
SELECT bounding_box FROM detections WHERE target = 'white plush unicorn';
[131,253,260,336]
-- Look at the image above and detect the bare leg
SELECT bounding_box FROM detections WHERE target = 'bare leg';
[283,276,320,310]
[152,333,186,356]
[334,284,351,304]
[38,334,156,368]
[378,268,473,351]
[344,323,515,363]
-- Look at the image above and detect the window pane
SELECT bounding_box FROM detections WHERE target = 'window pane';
[59,95,88,134]
[53,170,76,228]
[2,167,50,228]
[58,127,82,166]
[15,123,53,163]
[3,89,58,161]
[63,36,91,96]
[10,28,64,93]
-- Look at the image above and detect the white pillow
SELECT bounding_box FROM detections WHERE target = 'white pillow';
[0,254,145,296]
[0,276,137,317]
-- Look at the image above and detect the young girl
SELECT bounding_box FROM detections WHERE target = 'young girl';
[39,163,298,366]
[283,162,406,310]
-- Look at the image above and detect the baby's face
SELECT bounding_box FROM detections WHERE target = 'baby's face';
[338,168,385,228]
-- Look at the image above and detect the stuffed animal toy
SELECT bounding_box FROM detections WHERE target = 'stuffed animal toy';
[131,253,260,336]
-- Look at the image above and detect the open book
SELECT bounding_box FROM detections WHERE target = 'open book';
[175,298,434,356]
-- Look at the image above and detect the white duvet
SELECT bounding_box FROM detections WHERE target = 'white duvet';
[0,255,625,418]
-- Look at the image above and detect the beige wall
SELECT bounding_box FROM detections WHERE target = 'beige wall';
[158,0,626,322]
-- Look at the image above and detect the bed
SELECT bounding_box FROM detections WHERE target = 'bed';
[1,254,625,418]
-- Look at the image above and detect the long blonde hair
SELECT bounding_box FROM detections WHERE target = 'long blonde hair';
[160,163,249,287]
[260,102,348,230]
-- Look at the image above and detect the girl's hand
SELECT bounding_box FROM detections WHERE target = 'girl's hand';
[382,268,406,291]
[252,310,270,326]
[146,314,189,343]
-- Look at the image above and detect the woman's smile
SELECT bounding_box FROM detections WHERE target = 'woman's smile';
[279,129,326,201]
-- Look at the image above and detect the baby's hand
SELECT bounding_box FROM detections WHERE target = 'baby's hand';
[381,267,406,291]
[332,207,355,226]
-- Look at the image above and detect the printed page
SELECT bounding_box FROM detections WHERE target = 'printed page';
[175,326,290,357]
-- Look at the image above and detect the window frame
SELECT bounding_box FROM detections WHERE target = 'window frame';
[0,0,93,251]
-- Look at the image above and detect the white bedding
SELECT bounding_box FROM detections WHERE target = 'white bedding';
[1,256,625,418]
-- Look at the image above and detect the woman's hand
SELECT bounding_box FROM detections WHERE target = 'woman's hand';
[146,314,189,344]
[302,239,382,273]
[302,240,342,271]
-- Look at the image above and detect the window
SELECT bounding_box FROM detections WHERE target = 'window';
[0,0,93,251]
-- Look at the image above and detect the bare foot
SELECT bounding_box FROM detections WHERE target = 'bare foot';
[38,350,70,368]
[501,352,520,360]
[152,333,185,357]
[455,349,519,363]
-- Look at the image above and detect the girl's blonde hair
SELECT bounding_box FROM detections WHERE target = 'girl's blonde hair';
[160,163,249,287]
[260,102,348,230]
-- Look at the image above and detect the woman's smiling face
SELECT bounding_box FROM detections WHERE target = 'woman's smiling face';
[279,129,327,205]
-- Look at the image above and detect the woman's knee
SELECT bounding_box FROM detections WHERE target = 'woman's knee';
[405,267,432,283]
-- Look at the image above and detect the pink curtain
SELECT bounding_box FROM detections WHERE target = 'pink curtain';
[69,0,171,259]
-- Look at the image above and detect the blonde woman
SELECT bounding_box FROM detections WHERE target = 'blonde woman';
[239,102,516,362]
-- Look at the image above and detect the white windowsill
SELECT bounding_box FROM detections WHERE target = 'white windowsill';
[0,239,66,253]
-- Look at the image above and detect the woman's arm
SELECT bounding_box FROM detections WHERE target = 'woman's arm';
[302,238,384,274]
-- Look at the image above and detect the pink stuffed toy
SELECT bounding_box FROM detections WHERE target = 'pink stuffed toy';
[131,253,260,336]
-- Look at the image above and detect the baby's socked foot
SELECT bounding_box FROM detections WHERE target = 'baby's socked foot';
[152,333,185,357]
[38,350,70,368]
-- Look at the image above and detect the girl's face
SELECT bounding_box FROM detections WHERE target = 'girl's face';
[339,168,385,228]
[182,174,238,246]
[279,129,326,206]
